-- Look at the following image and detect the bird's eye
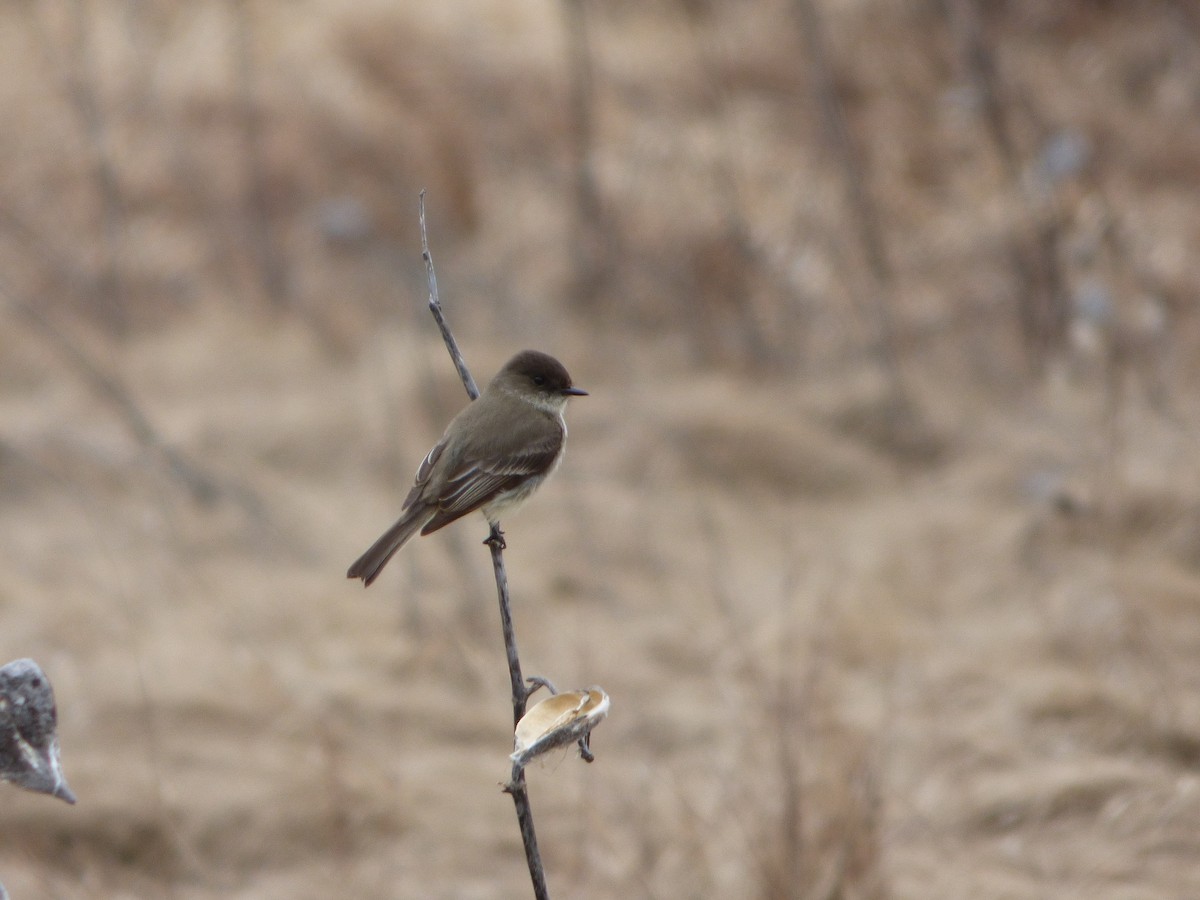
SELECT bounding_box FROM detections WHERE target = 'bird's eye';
[531,374,546,386]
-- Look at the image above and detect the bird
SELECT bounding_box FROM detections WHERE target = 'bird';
[0,658,75,804]
[347,350,587,586]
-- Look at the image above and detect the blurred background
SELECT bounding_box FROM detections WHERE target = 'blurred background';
[1,0,1199,897]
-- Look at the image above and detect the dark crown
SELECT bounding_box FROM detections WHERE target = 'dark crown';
[501,350,585,396]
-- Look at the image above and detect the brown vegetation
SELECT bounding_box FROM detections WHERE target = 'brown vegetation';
[2,1,1199,897]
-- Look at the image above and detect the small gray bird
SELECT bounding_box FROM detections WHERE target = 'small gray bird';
[0,658,75,804]
[347,350,587,586]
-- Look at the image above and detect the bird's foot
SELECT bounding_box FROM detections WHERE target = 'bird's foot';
[483,523,507,550]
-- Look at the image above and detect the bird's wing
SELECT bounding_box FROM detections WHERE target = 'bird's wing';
[402,439,446,510]
[419,427,564,535]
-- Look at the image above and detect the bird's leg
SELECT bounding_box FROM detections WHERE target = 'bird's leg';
[483,522,507,550]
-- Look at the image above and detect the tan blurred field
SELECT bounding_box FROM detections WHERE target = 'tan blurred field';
[2,1,1200,898]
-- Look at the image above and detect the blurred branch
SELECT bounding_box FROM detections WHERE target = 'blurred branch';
[416,194,550,900]
[770,658,807,896]
[792,0,907,404]
[232,0,290,310]
[945,0,1069,371]
[36,0,130,333]
[0,206,275,523]
[681,11,792,367]
[0,204,106,302]
[0,285,257,513]
[560,0,610,303]
[945,0,1019,179]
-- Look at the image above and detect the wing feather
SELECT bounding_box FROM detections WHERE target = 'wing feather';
[403,440,445,510]
[419,427,563,535]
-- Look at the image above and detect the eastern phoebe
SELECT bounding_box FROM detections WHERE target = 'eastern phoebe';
[347,350,587,586]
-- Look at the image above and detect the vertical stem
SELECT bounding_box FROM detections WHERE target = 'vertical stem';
[491,544,550,900]
[420,193,550,899]
[490,545,527,724]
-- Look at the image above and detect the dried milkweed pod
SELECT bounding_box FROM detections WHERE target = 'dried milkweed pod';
[0,659,75,804]
[512,687,609,769]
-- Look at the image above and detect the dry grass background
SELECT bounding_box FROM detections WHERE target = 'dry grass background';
[2,0,1200,897]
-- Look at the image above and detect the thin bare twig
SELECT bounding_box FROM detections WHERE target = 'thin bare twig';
[417,193,549,900]
[419,192,479,400]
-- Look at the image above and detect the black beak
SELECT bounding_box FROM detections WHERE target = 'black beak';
[562,387,588,396]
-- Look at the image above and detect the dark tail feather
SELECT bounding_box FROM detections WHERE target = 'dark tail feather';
[347,507,430,586]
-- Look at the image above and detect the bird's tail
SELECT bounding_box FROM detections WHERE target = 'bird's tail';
[347,506,431,587]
